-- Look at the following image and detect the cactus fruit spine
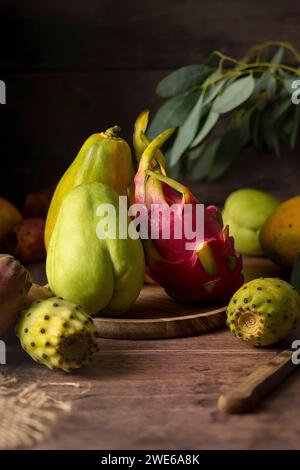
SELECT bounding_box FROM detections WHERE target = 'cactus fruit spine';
[227,278,300,346]
[16,297,98,371]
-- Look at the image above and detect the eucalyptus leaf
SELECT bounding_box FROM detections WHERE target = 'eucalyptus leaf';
[284,77,298,95]
[270,46,284,67]
[237,107,255,147]
[203,77,227,106]
[265,73,277,98]
[148,90,199,139]
[167,161,181,180]
[262,113,280,155]
[207,128,241,181]
[150,44,300,180]
[190,139,220,180]
[212,75,255,114]
[271,97,291,122]
[282,114,294,136]
[252,111,264,151]
[186,142,206,161]
[279,69,295,79]
[167,149,190,179]
[247,75,267,105]
[156,64,212,98]
[191,110,219,148]
[170,92,204,166]
[250,73,275,102]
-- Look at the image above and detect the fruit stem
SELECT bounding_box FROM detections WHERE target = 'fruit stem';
[104,126,121,138]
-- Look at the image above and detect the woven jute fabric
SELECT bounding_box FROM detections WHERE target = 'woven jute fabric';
[0,372,71,449]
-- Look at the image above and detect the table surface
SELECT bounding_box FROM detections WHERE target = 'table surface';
[4,261,300,450]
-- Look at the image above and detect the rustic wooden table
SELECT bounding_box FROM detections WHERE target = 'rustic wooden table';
[3,262,300,450]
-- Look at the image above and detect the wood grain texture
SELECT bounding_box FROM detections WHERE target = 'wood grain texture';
[95,285,226,339]
[2,260,295,450]
[4,327,300,450]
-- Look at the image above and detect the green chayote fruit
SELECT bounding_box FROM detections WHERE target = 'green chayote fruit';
[46,182,145,316]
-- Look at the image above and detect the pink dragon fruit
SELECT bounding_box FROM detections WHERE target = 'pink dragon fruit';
[134,128,244,304]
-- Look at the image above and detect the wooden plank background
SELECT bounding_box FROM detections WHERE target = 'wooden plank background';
[1,0,300,205]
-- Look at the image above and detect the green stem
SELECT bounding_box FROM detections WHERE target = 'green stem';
[240,61,300,75]
[104,126,121,138]
[200,62,300,92]
[201,42,300,92]
[247,40,300,63]
[212,50,245,67]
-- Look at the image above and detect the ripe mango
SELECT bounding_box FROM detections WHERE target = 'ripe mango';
[46,182,145,316]
[260,195,300,268]
[223,189,279,256]
[45,126,134,249]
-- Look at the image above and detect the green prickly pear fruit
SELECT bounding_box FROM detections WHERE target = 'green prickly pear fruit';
[222,189,279,256]
[16,297,98,372]
[227,278,300,346]
[46,182,145,316]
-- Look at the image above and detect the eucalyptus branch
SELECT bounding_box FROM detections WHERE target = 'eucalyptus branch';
[150,42,300,181]
[247,40,300,63]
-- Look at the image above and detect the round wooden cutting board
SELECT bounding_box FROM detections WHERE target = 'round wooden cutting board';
[94,284,227,340]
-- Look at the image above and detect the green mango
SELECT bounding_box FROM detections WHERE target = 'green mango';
[222,189,280,256]
[46,182,145,316]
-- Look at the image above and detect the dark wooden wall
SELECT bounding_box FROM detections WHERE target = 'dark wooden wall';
[1,0,300,205]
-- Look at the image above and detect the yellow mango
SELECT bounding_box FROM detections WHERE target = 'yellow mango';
[260,195,300,268]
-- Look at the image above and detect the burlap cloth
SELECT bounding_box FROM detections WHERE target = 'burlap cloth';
[0,372,74,449]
